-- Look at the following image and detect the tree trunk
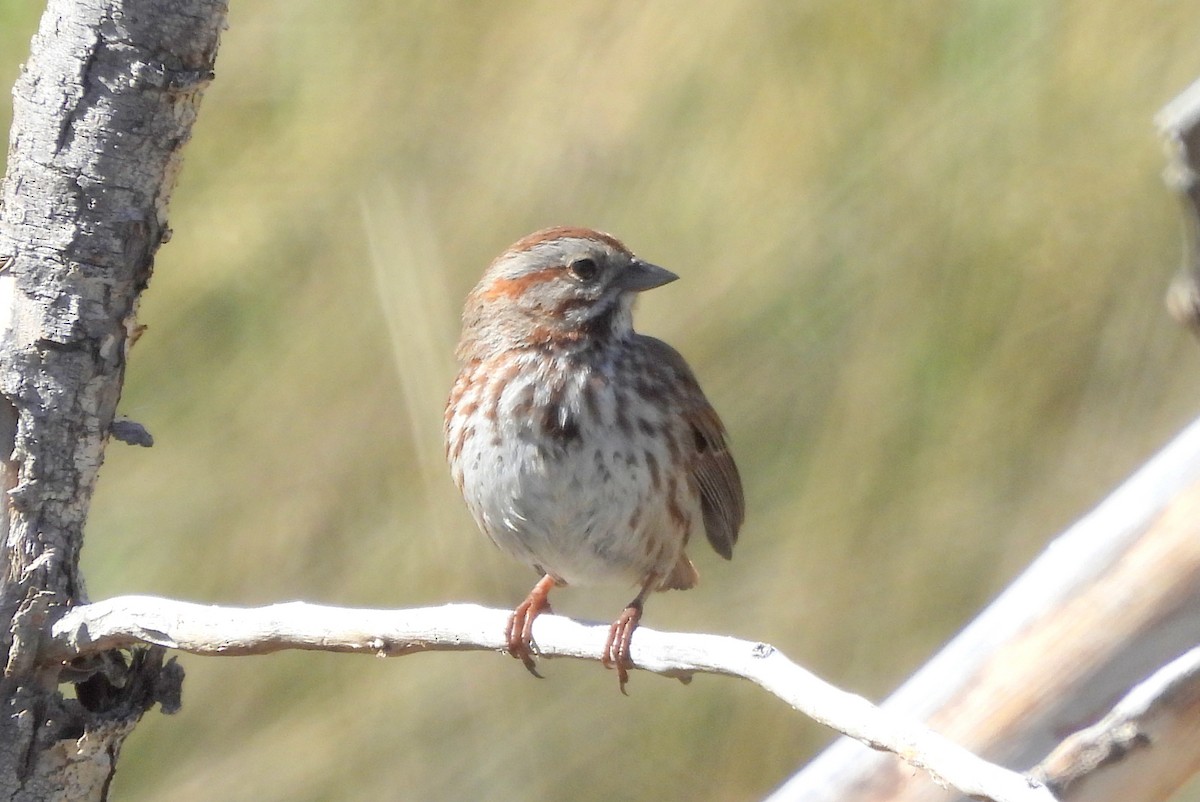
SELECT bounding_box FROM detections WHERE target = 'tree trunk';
[0,1,226,799]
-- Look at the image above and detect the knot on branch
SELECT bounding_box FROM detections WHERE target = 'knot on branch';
[74,648,184,716]
[3,589,184,718]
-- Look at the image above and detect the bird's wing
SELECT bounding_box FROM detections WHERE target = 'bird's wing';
[637,336,745,559]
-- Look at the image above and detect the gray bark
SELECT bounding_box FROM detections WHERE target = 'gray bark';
[0,1,226,799]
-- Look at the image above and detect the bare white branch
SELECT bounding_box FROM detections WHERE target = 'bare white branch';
[42,595,1056,802]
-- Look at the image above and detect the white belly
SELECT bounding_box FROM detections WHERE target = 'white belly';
[448,352,696,587]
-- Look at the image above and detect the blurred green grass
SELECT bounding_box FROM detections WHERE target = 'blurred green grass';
[6,1,1200,800]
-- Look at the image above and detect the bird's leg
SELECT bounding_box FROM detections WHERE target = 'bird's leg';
[506,574,558,678]
[603,572,659,694]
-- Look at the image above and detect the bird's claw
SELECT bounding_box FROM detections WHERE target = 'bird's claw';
[506,578,555,679]
[603,603,642,694]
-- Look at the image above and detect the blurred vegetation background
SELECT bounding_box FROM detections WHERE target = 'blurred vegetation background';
[4,1,1200,799]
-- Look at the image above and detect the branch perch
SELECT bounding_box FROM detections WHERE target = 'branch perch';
[38,596,1055,802]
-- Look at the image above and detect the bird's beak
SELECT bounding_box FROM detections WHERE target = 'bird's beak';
[619,260,679,292]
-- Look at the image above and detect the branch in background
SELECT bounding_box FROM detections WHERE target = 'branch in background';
[768,75,1200,802]
[1159,78,1200,334]
[38,596,1055,802]
[769,414,1200,802]
[763,78,1200,797]
[1033,647,1200,799]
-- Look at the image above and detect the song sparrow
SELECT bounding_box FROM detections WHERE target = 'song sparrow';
[445,226,744,690]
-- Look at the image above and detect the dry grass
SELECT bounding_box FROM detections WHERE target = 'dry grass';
[5,2,1200,800]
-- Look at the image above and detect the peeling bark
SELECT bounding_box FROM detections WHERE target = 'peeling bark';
[0,1,226,799]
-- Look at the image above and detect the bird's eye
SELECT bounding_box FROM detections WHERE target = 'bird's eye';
[568,258,600,283]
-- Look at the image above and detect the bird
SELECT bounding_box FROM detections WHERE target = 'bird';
[444,226,744,691]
